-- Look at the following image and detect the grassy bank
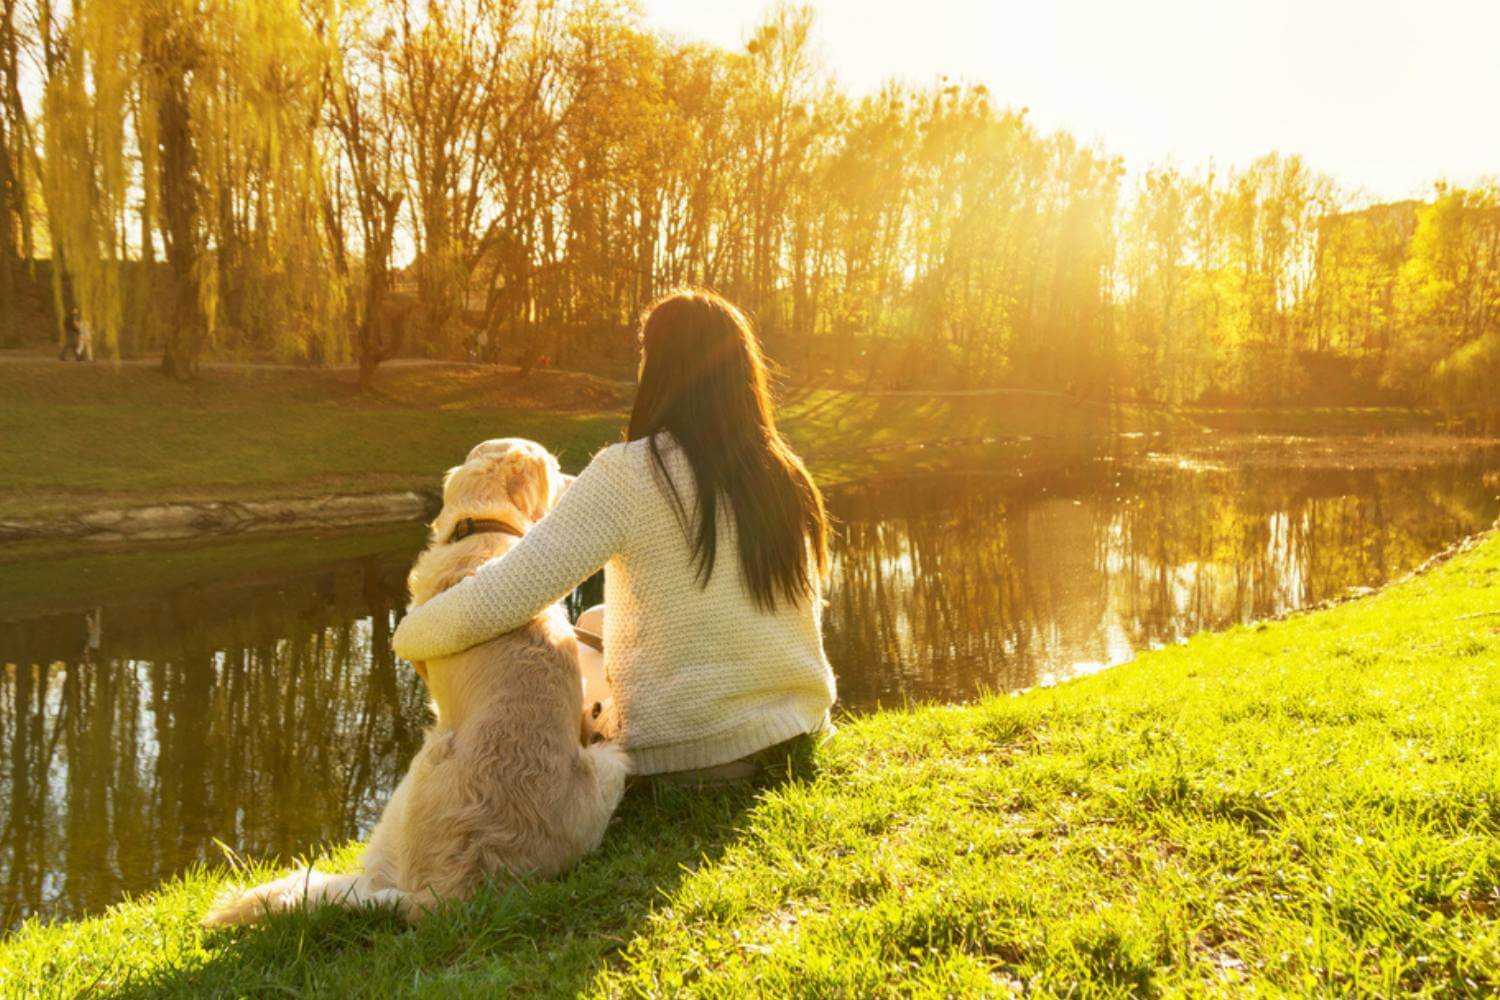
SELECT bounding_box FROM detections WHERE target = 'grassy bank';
[0,361,627,520]
[0,360,1129,521]
[5,358,1493,528]
[3,529,1496,996]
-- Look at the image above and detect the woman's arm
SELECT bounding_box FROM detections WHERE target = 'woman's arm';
[392,444,633,661]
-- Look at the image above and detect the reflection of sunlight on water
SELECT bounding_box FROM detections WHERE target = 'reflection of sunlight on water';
[1041,615,1137,688]
[40,667,66,828]
[1144,453,1232,473]
[1094,503,1332,644]
[138,662,161,792]
[1268,511,1303,610]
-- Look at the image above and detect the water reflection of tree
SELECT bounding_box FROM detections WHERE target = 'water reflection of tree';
[1106,467,1496,647]
[0,557,429,927]
[824,466,1497,711]
[826,484,1044,710]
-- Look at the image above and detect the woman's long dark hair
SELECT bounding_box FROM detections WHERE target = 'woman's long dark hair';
[627,289,829,610]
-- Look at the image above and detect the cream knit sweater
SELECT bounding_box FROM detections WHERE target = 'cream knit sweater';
[391,435,837,775]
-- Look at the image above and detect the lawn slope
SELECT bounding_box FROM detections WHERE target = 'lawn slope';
[2,532,1496,996]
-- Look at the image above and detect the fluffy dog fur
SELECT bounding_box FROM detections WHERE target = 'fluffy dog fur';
[203,438,628,927]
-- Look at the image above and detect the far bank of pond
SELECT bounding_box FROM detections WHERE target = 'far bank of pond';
[2,449,1498,930]
[4,353,1494,533]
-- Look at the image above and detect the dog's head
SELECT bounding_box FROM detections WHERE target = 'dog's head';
[434,438,568,539]
[409,439,570,607]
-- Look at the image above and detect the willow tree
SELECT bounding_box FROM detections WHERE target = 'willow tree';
[41,0,341,373]
[196,0,345,367]
[40,0,138,354]
[3,0,64,346]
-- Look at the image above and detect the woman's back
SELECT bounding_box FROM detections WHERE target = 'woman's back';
[590,436,834,774]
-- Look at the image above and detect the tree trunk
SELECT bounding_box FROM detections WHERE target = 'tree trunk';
[357,340,379,391]
[0,231,15,347]
[157,76,202,379]
[356,265,404,392]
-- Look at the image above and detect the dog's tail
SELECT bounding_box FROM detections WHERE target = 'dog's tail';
[201,869,432,928]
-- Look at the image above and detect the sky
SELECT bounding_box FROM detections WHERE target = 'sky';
[645,0,1499,202]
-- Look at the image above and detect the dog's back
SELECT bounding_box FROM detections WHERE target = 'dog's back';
[203,440,627,927]
[383,612,622,893]
[377,529,626,891]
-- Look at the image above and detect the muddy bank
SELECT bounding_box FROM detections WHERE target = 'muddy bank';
[0,491,438,545]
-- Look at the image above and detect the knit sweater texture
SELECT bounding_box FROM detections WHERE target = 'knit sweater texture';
[391,435,837,775]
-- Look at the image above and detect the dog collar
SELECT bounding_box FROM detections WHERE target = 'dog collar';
[447,517,526,544]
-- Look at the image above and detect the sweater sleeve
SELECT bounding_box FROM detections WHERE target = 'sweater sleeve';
[391,443,635,661]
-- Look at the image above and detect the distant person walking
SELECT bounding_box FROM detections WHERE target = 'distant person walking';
[58,309,93,361]
[59,310,79,361]
[75,313,94,361]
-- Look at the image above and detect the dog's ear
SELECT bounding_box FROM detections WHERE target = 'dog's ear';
[497,445,558,522]
[433,464,468,538]
[440,464,464,498]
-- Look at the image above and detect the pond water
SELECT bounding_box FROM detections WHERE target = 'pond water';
[2,453,1497,928]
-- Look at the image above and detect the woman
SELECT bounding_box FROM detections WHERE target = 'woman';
[392,289,836,780]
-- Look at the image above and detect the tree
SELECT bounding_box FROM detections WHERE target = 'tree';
[41,0,338,374]
[8,0,1494,418]
[1396,185,1500,422]
[326,5,409,388]
[0,0,29,346]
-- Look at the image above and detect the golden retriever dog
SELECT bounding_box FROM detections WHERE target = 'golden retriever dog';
[203,438,628,927]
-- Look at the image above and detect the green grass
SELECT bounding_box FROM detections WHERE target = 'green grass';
[0,362,627,519]
[4,530,1496,996]
[0,362,1129,521]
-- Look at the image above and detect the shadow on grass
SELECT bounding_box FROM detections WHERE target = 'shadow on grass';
[101,756,817,998]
